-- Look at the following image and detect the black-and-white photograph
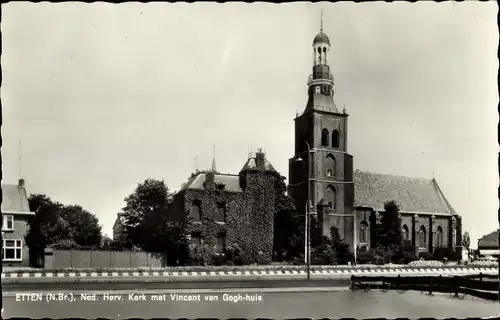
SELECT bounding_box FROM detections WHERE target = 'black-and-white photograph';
[1,1,498,319]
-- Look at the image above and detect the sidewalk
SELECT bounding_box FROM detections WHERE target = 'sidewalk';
[1,266,496,280]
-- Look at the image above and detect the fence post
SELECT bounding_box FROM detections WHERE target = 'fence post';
[90,251,93,269]
[428,277,433,295]
[397,275,400,290]
[129,251,132,268]
[479,272,482,283]
[454,276,459,297]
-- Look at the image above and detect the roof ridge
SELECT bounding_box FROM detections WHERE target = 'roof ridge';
[355,169,433,181]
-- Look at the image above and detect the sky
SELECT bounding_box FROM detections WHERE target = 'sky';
[1,2,498,246]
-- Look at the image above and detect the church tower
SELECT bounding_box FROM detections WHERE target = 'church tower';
[288,15,355,247]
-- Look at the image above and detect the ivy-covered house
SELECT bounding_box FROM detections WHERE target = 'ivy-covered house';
[167,149,277,263]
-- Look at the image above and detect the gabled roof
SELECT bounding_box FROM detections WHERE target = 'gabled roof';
[478,230,498,249]
[1,183,33,214]
[353,170,456,215]
[183,173,242,192]
[240,158,276,172]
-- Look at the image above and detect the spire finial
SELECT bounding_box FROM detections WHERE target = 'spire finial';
[320,8,324,32]
[212,144,217,172]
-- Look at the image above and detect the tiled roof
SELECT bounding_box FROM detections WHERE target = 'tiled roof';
[240,158,276,172]
[353,170,455,214]
[1,183,33,214]
[184,173,242,192]
[478,230,498,249]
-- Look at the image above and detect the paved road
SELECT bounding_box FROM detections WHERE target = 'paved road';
[2,287,498,319]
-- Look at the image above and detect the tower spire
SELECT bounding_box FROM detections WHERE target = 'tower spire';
[212,144,217,172]
[320,8,324,32]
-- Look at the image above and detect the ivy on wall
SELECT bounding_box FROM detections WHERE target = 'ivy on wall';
[171,169,278,265]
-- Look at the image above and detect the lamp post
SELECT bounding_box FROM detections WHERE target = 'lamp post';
[295,142,314,280]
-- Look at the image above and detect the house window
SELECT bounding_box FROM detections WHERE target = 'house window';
[191,200,201,222]
[402,224,409,241]
[359,221,368,244]
[325,154,336,178]
[435,226,443,248]
[327,201,333,209]
[332,130,340,148]
[315,86,321,94]
[321,129,329,146]
[3,239,22,261]
[216,233,225,254]
[190,232,201,247]
[2,215,14,231]
[216,203,226,223]
[418,226,426,249]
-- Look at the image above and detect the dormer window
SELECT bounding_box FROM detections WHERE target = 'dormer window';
[2,215,14,231]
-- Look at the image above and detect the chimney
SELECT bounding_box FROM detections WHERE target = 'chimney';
[18,178,25,187]
[255,148,265,170]
[204,172,215,190]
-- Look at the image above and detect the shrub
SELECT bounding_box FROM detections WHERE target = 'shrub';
[401,252,416,264]
[408,260,443,267]
[357,251,374,264]
[310,244,336,265]
[209,253,227,266]
[433,247,461,261]
[373,255,385,265]
[418,251,433,261]
[49,239,81,250]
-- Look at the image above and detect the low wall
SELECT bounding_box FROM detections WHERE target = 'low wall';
[44,249,163,269]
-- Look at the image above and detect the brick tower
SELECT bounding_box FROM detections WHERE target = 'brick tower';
[288,16,355,247]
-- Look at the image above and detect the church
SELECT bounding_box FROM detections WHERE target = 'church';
[169,20,463,263]
[287,23,462,255]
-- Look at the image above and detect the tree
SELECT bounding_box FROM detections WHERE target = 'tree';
[120,179,188,265]
[100,235,113,250]
[272,173,299,261]
[26,194,72,267]
[462,231,471,261]
[328,226,353,264]
[60,205,102,249]
[378,200,402,247]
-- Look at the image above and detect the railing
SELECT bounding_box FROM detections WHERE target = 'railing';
[351,273,499,301]
[307,73,334,84]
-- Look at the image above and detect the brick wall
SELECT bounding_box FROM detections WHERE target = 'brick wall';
[2,214,30,267]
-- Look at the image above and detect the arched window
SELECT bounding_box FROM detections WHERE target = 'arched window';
[435,226,443,248]
[359,221,368,244]
[418,226,426,249]
[325,185,336,211]
[332,130,340,148]
[321,129,329,146]
[402,225,409,241]
[325,154,336,178]
[191,200,201,222]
